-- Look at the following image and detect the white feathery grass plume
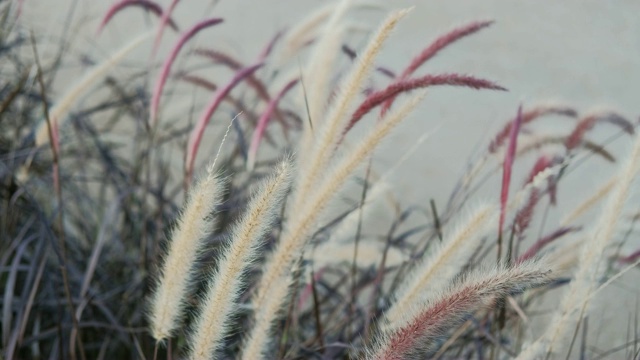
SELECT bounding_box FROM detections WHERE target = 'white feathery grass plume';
[244,91,425,360]
[384,203,497,330]
[367,261,552,360]
[149,172,224,342]
[297,0,351,156]
[299,22,346,149]
[241,270,292,360]
[34,32,151,147]
[187,159,292,360]
[517,131,640,359]
[291,8,411,213]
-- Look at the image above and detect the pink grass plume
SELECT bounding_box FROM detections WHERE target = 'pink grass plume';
[489,105,577,153]
[565,111,635,151]
[149,17,224,127]
[513,155,561,237]
[346,73,505,135]
[518,227,581,263]
[247,78,298,170]
[619,248,640,264]
[258,30,285,61]
[401,21,494,79]
[152,0,181,56]
[369,263,551,359]
[98,0,179,35]
[195,49,275,108]
[380,20,494,115]
[185,63,264,182]
[498,105,523,254]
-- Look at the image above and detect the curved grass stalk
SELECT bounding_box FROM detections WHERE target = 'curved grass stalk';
[149,17,223,127]
[97,0,178,35]
[185,63,263,182]
[247,79,299,171]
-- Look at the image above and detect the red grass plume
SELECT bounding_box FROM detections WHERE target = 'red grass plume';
[380,20,494,115]
[489,105,578,153]
[498,105,523,248]
[185,63,263,182]
[565,111,635,151]
[346,73,506,134]
[368,262,552,359]
[149,18,224,127]
[98,0,179,35]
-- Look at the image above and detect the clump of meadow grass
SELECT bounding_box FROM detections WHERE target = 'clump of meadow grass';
[2,1,639,359]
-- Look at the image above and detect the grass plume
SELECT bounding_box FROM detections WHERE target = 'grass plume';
[149,172,224,342]
[187,159,292,359]
[244,92,425,359]
[149,17,224,126]
[518,130,640,358]
[368,261,552,360]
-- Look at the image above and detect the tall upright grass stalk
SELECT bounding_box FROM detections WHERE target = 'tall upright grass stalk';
[34,32,151,147]
[187,159,292,360]
[243,92,425,359]
[498,105,523,256]
[148,170,224,342]
[31,34,87,360]
[367,261,552,360]
[291,8,411,213]
[517,131,640,359]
